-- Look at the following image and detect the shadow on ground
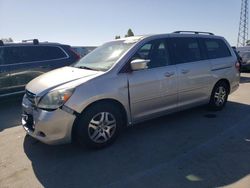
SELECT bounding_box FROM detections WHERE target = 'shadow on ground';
[23,101,250,188]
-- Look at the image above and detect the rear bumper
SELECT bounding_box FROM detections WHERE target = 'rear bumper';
[22,95,76,145]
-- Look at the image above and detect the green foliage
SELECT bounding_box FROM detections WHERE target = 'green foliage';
[125,29,134,37]
[115,29,135,39]
[1,38,13,42]
[115,35,121,39]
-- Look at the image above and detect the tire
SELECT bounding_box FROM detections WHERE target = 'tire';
[209,81,229,111]
[75,102,123,149]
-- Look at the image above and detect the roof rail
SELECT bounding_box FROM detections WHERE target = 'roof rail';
[0,40,3,46]
[22,39,39,45]
[173,31,214,35]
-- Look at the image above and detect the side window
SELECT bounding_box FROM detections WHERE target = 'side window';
[204,39,231,59]
[39,46,67,60]
[0,47,4,65]
[137,43,152,59]
[19,46,67,62]
[0,46,67,65]
[131,39,171,69]
[3,47,21,64]
[169,37,202,64]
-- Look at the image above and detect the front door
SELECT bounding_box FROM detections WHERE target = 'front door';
[127,39,178,122]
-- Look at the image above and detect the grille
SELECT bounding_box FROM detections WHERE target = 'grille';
[26,90,36,106]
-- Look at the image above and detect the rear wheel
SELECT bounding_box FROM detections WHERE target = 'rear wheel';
[209,81,229,111]
[75,102,123,149]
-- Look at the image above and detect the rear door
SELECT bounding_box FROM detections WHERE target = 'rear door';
[128,39,178,122]
[168,37,212,109]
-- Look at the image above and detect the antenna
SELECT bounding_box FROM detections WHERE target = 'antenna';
[237,0,249,47]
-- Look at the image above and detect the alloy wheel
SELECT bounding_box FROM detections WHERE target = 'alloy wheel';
[88,112,117,143]
[214,86,227,107]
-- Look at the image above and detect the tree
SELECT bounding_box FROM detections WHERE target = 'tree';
[246,40,250,46]
[125,29,134,37]
[115,35,121,39]
[1,37,13,42]
[114,29,134,39]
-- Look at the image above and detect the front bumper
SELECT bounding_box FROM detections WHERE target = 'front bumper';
[22,95,76,145]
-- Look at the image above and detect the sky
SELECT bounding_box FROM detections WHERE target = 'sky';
[0,0,242,46]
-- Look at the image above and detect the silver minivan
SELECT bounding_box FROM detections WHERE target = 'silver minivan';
[22,31,240,148]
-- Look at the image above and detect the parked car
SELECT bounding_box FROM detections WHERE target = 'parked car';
[236,47,250,72]
[22,31,240,148]
[0,39,80,97]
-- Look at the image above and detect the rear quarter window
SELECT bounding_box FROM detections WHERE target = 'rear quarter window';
[203,39,231,59]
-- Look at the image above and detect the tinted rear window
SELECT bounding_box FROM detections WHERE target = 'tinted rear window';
[203,39,231,59]
[168,37,202,64]
[0,46,67,65]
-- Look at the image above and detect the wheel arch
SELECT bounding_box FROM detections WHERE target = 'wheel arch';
[71,98,128,142]
[214,78,231,93]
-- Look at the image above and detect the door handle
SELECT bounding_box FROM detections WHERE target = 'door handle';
[164,72,175,77]
[181,69,189,74]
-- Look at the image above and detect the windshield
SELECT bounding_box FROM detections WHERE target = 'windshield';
[73,40,136,71]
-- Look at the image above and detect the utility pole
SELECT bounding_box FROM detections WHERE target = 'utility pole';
[237,0,249,47]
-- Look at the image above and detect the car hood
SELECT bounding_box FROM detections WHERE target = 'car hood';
[26,66,101,95]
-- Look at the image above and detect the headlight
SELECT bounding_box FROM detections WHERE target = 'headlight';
[37,88,75,110]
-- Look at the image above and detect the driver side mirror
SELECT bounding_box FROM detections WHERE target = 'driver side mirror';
[130,59,150,71]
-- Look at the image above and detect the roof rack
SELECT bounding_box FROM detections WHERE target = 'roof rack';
[22,39,39,45]
[173,31,214,35]
[0,40,3,46]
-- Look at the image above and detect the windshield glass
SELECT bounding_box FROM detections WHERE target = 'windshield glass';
[73,40,136,71]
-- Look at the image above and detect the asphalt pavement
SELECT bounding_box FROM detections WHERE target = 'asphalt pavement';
[0,74,250,188]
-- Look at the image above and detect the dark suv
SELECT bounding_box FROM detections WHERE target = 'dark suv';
[0,39,80,97]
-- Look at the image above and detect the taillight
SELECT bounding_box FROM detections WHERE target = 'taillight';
[235,61,241,72]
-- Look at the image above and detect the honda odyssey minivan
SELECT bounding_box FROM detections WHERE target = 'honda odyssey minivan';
[22,31,240,148]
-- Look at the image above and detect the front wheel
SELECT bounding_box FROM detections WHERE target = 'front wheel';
[209,81,229,111]
[75,103,123,149]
